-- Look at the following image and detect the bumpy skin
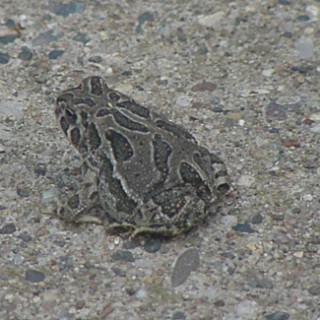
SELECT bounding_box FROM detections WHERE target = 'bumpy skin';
[55,76,229,236]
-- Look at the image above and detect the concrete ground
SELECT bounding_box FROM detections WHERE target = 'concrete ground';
[0,1,319,319]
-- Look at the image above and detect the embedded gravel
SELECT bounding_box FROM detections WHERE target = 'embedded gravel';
[1,1,320,320]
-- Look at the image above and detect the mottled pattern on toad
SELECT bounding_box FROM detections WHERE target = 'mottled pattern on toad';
[54,76,230,237]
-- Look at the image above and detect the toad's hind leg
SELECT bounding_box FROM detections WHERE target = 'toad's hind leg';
[104,186,206,238]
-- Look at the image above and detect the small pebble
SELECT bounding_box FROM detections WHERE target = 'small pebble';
[17,231,32,242]
[245,6,256,14]
[262,69,274,77]
[135,287,148,299]
[75,300,85,310]
[172,311,187,320]
[25,269,45,283]
[305,27,315,35]
[0,36,17,45]
[221,215,238,227]
[232,223,255,233]
[306,5,319,18]
[5,19,15,26]
[294,36,314,59]
[176,29,188,42]
[191,81,217,92]
[212,106,224,113]
[135,12,155,33]
[122,70,133,77]
[88,55,103,63]
[16,187,30,198]
[302,194,313,201]
[18,46,33,61]
[53,239,66,247]
[0,52,10,64]
[265,311,290,320]
[171,248,200,287]
[291,207,301,214]
[34,164,47,177]
[214,300,225,307]
[269,127,280,133]
[266,102,287,121]
[48,49,64,60]
[282,31,293,38]
[310,124,320,133]
[293,251,304,258]
[251,213,263,224]
[282,139,300,148]
[175,95,190,107]
[306,243,318,253]
[138,12,155,25]
[236,300,257,317]
[144,237,162,253]
[198,12,226,28]
[296,15,310,22]
[73,33,90,45]
[52,2,86,17]
[278,0,291,4]
[0,223,16,234]
[111,250,135,262]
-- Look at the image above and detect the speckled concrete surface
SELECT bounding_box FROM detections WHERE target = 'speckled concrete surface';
[0,1,320,319]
